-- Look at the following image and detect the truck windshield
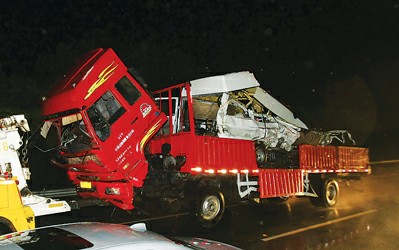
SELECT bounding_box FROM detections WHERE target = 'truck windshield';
[87,91,126,141]
[59,114,93,153]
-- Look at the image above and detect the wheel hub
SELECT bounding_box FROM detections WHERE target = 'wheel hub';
[202,195,221,220]
[326,184,337,205]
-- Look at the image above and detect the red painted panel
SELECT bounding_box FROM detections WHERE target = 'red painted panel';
[338,146,369,170]
[298,145,369,172]
[149,134,258,173]
[299,145,337,170]
[258,169,303,198]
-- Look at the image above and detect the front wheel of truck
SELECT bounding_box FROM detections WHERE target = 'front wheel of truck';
[193,187,226,228]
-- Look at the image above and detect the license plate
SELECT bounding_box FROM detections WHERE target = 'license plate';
[80,181,92,189]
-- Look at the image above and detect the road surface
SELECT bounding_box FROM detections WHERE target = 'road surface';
[37,163,399,249]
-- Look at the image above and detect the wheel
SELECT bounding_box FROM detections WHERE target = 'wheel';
[255,146,266,167]
[323,179,339,207]
[193,187,225,228]
[0,223,12,235]
[310,178,339,207]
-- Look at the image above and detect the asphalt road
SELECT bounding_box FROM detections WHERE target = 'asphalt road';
[37,163,399,249]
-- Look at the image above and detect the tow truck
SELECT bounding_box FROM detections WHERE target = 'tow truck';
[0,115,70,234]
[40,48,370,227]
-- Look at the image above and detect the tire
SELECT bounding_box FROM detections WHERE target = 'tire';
[193,187,226,228]
[310,178,339,207]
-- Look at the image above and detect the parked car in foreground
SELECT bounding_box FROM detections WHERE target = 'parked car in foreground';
[0,222,241,249]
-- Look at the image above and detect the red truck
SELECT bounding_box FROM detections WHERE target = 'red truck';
[40,48,370,227]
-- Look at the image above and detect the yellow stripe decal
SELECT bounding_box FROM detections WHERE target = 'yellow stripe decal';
[140,120,162,151]
[85,61,118,100]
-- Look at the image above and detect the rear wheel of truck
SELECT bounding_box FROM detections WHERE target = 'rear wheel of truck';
[310,178,339,207]
[193,187,226,228]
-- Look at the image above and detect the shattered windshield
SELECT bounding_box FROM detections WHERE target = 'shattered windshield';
[60,114,93,153]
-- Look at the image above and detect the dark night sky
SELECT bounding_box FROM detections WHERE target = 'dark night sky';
[1,0,399,160]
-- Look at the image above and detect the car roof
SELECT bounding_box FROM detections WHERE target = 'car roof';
[0,222,188,250]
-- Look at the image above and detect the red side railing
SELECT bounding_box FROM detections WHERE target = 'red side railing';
[299,145,369,173]
[258,169,303,198]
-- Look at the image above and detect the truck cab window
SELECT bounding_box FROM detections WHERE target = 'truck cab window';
[115,76,141,105]
[87,91,125,141]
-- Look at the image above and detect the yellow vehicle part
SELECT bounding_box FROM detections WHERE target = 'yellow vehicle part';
[0,179,35,233]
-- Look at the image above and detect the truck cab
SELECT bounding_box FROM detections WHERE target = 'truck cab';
[41,48,167,210]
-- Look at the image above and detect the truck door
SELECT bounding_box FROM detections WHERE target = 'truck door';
[86,75,163,183]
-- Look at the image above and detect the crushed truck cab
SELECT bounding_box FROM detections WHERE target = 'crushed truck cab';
[41,48,167,210]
